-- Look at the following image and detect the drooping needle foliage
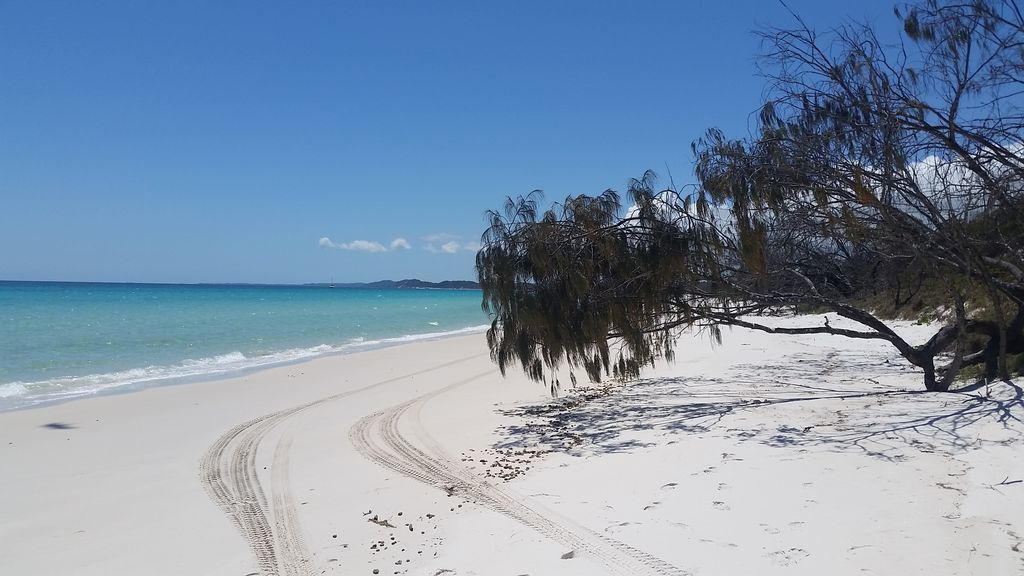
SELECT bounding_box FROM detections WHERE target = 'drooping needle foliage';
[478,0,1024,392]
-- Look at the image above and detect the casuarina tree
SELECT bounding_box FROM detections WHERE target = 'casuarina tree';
[477,0,1024,392]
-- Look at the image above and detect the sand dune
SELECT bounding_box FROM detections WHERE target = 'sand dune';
[1,315,1022,575]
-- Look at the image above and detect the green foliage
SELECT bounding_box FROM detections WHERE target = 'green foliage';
[478,0,1024,391]
[477,175,709,385]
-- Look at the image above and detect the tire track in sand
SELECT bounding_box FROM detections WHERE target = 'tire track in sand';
[350,377,689,576]
[199,353,484,576]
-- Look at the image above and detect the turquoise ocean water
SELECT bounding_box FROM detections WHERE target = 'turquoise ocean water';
[0,281,488,411]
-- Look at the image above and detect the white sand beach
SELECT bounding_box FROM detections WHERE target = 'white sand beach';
[1,315,1022,575]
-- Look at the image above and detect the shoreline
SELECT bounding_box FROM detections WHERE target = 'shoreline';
[0,323,490,413]
[1,315,1021,575]
[1,331,567,576]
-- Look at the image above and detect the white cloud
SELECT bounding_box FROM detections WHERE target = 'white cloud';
[422,232,460,243]
[340,239,388,253]
[319,236,409,253]
[421,232,479,254]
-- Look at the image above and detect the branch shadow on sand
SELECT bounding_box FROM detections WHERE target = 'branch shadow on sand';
[494,354,1024,463]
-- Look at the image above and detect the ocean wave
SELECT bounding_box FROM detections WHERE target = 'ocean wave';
[0,382,28,398]
[0,324,489,411]
[346,324,490,349]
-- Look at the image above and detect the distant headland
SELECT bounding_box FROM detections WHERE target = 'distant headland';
[306,279,480,290]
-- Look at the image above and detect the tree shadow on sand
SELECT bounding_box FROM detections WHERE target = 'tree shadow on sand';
[494,359,1024,463]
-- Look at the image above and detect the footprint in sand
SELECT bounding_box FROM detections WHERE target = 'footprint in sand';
[661,482,678,490]
[604,521,637,534]
[766,547,809,566]
[712,501,730,511]
[848,544,874,552]
[1006,529,1023,553]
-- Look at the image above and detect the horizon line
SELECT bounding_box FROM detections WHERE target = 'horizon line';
[0,278,480,287]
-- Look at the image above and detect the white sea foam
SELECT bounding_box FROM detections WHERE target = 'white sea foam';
[0,382,28,398]
[0,324,490,411]
[344,324,490,349]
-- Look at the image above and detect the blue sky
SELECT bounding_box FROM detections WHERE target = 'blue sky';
[1,0,898,284]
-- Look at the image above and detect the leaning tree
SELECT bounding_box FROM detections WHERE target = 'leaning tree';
[477,0,1024,392]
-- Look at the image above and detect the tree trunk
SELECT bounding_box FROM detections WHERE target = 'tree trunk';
[984,337,1001,382]
[983,304,1024,382]
[921,361,951,392]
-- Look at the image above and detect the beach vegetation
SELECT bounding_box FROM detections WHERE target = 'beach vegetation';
[477,0,1024,392]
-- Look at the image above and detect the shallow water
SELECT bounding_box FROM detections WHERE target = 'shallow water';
[0,281,487,410]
